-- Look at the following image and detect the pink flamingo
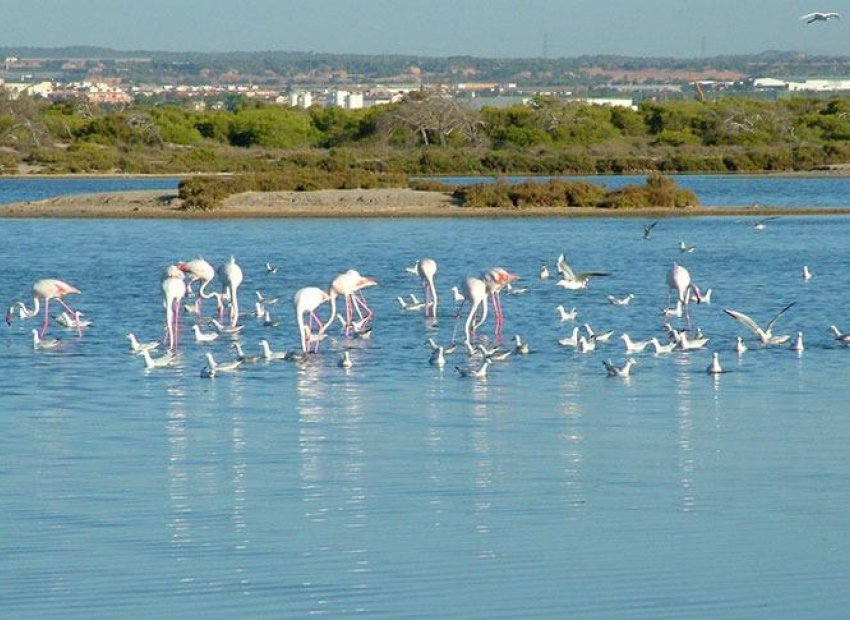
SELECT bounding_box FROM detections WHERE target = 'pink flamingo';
[328,269,378,335]
[293,286,333,353]
[667,262,701,331]
[162,265,186,349]
[218,256,243,327]
[417,258,439,319]
[484,267,519,336]
[177,258,216,315]
[457,276,488,344]
[5,278,82,337]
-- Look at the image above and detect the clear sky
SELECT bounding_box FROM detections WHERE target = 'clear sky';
[1,0,848,58]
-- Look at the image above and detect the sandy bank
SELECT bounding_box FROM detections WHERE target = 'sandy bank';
[3,188,850,219]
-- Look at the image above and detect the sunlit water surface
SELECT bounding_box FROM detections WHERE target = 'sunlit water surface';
[2,181,850,617]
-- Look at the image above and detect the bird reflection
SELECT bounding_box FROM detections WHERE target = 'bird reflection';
[674,358,696,513]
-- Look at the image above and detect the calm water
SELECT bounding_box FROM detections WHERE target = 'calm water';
[2,182,850,617]
[0,177,179,204]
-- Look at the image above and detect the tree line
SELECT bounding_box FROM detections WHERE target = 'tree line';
[2,92,850,175]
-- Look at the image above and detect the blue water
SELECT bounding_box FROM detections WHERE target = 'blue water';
[437,174,850,208]
[3,182,850,616]
[0,177,179,204]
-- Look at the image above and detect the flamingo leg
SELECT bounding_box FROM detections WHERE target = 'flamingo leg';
[451,300,466,344]
[56,298,82,338]
[40,298,50,337]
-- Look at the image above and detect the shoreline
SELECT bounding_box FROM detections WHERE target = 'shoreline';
[3,188,850,219]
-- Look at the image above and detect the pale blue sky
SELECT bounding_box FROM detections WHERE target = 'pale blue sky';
[1,0,848,57]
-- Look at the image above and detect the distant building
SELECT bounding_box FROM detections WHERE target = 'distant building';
[288,90,313,108]
[331,89,364,110]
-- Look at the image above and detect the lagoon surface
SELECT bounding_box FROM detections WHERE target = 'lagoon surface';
[2,179,850,617]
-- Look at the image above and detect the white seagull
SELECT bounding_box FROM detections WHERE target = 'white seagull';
[259,339,289,361]
[620,333,651,354]
[127,333,160,355]
[192,324,219,343]
[205,352,242,373]
[338,351,354,368]
[735,336,748,355]
[603,357,637,378]
[607,293,635,306]
[556,305,578,322]
[802,266,813,281]
[791,332,805,353]
[456,358,491,379]
[514,334,530,355]
[707,352,723,375]
[829,325,850,345]
[142,349,177,369]
[32,329,61,350]
[583,323,614,343]
[801,12,841,23]
[429,346,446,368]
[555,253,611,290]
[679,241,696,254]
[723,302,796,345]
[558,327,580,348]
[650,337,677,355]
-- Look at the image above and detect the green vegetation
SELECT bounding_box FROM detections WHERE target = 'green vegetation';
[3,92,850,176]
[177,169,696,212]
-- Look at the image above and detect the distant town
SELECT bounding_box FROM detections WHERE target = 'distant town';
[4,47,850,111]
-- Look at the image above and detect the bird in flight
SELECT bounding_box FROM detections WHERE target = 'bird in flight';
[801,12,841,24]
[643,221,657,240]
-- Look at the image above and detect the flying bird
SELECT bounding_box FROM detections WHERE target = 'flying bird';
[801,12,841,24]
[723,302,796,345]
[643,221,657,240]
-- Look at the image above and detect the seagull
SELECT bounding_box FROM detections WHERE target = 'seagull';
[479,344,512,362]
[259,339,289,361]
[791,332,804,353]
[677,331,710,351]
[57,311,92,329]
[338,351,353,368]
[555,253,611,290]
[426,337,458,355]
[603,357,637,378]
[650,337,677,354]
[706,352,723,375]
[205,352,242,373]
[539,265,550,280]
[141,349,176,369]
[265,262,279,275]
[558,327,580,348]
[584,323,614,343]
[456,358,491,379]
[577,335,597,353]
[643,221,657,240]
[830,325,850,345]
[127,333,160,355]
[679,241,696,254]
[514,334,530,355]
[556,305,577,322]
[723,302,796,345]
[263,310,280,328]
[801,12,841,23]
[256,290,280,305]
[233,342,261,364]
[735,336,748,355]
[607,293,635,306]
[506,283,528,296]
[32,329,61,350]
[802,266,813,281]
[429,346,446,368]
[450,286,465,304]
[620,333,651,354]
[210,318,244,335]
[754,215,780,231]
[192,324,219,343]
[662,301,683,318]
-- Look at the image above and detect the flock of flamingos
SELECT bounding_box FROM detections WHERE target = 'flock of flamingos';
[3,240,828,379]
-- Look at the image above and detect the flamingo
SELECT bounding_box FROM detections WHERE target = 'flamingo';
[416,258,439,319]
[667,263,701,331]
[162,265,186,350]
[328,270,378,335]
[484,267,519,336]
[457,276,488,344]
[218,256,243,327]
[6,279,82,338]
[293,286,332,353]
[177,258,216,315]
